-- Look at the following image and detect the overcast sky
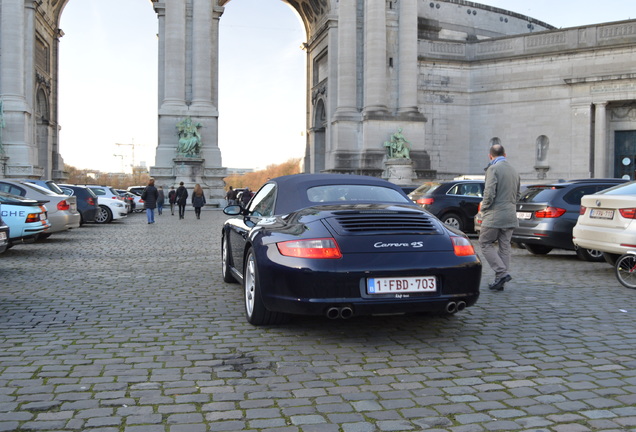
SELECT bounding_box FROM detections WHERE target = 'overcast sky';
[58,0,634,173]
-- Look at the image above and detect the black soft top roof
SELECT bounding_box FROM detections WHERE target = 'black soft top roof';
[267,173,411,214]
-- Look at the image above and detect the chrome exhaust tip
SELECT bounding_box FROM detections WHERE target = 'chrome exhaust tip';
[340,307,354,319]
[445,302,458,314]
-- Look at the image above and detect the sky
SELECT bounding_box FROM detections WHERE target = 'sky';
[58,0,634,174]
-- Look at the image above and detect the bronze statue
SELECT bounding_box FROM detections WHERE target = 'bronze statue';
[176,117,202,157]
[384,128,410,159]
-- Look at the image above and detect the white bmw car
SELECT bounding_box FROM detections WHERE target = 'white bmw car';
[573,181,636,264]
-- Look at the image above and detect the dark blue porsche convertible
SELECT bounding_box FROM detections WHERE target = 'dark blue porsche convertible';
[222,174,481,325]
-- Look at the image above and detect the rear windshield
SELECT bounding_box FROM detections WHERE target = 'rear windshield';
[0,191,38,204]
[45,181,65,195]
[599,181,636,195]
[412,182,441,195]
[518,186,561,203]
[22,182,59,196]
[307,185,411,203]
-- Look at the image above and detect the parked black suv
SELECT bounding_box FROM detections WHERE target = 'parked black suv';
[409,179,485,233]
[513,178,627,261]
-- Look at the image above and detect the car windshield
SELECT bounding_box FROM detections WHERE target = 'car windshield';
[518,186,561,203]
[306,185,411,203]
[412,182,441,195]
[598,181,636,195]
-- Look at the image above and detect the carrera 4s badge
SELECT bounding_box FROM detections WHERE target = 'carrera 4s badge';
[374,241,424,248]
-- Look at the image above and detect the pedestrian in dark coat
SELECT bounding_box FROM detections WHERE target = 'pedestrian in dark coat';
[175,181,189,219]
[168,186,177,215]
[140,178,159,224]
[192,183,206,219]
[241,188,252,207]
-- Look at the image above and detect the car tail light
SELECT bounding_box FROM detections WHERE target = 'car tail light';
[619,208,636,219]
[451,236,475,256]
[87,197,95,206]
[417,197,434,206]
[57,200,70,211]
[25,213,41,223]
[580,206,586,215]
[534,207,566,218]
[277,238,342,259]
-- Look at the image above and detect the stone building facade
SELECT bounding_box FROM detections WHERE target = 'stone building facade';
[1,0,635,192]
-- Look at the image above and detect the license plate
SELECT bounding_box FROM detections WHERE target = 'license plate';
[368,276,437,294]
[0,232,6,241]
[39,213,46,221]
[517,212,532,220]
[590,209,614,219]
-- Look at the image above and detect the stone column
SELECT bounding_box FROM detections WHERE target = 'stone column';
[162,0,186,108]
[154,3,166,107]
[397,0,419,115]
[191,0,213,108]
[594,102,608,178]
[334,0,357,117]
[363,0,387,116]
[0,0,26,109]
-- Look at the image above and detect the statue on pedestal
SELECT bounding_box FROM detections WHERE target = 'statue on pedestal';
[176,117,202,157]
[384,128,410,159]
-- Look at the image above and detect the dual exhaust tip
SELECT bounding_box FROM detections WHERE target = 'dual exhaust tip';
[326,306,354,319]
[326,301,466,319]
[445,300,467,314]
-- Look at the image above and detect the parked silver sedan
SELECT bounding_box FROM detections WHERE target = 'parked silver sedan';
[0,180,80,237]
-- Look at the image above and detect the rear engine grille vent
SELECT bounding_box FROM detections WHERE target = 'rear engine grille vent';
[329,213,440,234]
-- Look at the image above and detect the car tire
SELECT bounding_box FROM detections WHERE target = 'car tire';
[440,213,464,231]
[221,233,237,283]
[244,248,289,325]
[523,243,552,255]
[603,252,621,266]
[95,205,113,224]
[575,246,605,262]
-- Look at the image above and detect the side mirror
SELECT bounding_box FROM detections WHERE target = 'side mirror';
[223,205,242,216]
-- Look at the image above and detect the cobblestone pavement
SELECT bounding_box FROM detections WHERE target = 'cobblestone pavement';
[1,209,636,432]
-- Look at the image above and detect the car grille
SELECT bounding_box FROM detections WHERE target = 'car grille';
[327,211,440,234]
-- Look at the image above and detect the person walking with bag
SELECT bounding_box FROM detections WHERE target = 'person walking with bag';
[140,178,159,224]
[168,186,177,215]
[157,186,165,216]
[478,144,520,291]
[175,181,188,219]
[192,183,206,219]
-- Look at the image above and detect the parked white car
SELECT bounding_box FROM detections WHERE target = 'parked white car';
[573,181,636,264]
[85,185,128,224]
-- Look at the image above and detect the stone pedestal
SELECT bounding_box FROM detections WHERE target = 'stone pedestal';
[149,157,227,207]
[382,158,415,185]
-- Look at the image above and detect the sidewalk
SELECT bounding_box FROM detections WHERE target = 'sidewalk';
[1,210,635,432]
